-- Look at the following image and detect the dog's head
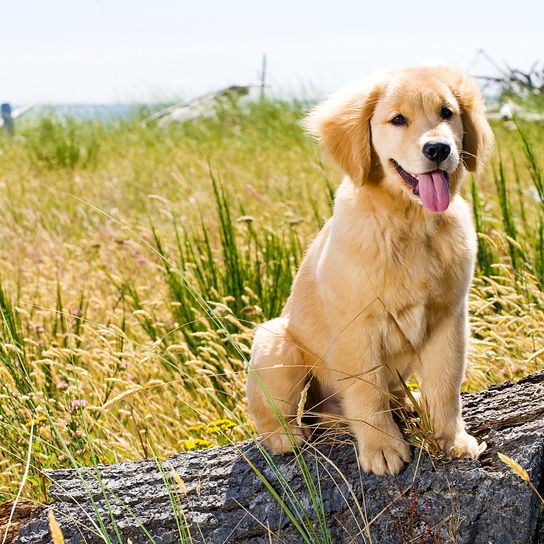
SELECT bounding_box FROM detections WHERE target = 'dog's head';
[306,66,493,213]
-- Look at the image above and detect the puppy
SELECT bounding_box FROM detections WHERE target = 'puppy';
[246,65,493,475]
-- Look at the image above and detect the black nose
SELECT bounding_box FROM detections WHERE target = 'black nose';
[422,141,451,163]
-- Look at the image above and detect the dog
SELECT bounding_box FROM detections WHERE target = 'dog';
[246,65,493,475]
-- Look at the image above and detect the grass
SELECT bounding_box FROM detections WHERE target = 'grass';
[0,96,543,540]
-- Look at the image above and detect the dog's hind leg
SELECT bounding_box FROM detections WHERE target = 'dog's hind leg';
[246,317,310,454]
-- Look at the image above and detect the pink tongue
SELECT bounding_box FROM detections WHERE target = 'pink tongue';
[417,170,450,212]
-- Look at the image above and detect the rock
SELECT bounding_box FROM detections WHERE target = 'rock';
[12,372,544,544]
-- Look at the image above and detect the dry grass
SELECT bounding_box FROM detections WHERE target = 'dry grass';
[0,100,542,506]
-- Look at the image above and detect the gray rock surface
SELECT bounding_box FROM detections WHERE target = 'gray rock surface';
[13,372,544,543]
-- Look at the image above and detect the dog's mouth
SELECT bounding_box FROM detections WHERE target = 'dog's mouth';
[390,159,450,213]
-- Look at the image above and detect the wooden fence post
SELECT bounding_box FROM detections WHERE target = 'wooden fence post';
[260,54,267,101]
[1,103,14,134]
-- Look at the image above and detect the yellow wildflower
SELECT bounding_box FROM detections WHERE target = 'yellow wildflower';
[186,424,207,433]
[25,415,48,428]
[184,439,197,451]
[207,419,236,432]
[184,438,214,451]
[206,424,220,434]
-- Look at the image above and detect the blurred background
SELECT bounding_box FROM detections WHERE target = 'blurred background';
[3,0,544,112]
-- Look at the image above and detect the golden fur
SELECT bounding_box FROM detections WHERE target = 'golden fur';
[246,65,493,475]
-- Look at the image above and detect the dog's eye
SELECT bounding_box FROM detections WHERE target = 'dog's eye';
[440,107,453,120]
[390,114,407,126]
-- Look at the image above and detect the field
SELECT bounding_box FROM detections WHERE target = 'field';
[0,97,543,510]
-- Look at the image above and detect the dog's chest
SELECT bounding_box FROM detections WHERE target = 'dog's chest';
[374,224,448,302]
[321,212,471,327]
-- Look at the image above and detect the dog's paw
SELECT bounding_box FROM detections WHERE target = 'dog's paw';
[262,425,310,454]
[440,430,483,459]
[358,438,411,476]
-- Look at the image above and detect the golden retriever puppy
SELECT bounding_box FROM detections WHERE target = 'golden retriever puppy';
[246,65,493,475]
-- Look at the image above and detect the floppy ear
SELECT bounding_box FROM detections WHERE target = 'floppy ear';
[304,80,383,184]
[455,74,494,172]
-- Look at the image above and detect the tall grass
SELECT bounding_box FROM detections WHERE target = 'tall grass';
[0,97,542,541]
[23,116,101,170]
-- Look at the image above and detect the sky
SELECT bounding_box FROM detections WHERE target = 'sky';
[2,0,544,104]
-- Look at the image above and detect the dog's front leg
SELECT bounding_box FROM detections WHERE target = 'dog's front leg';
[330,332,411,475]
[418,305,480,458]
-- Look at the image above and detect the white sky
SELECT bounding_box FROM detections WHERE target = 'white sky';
[2,0,543,104]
